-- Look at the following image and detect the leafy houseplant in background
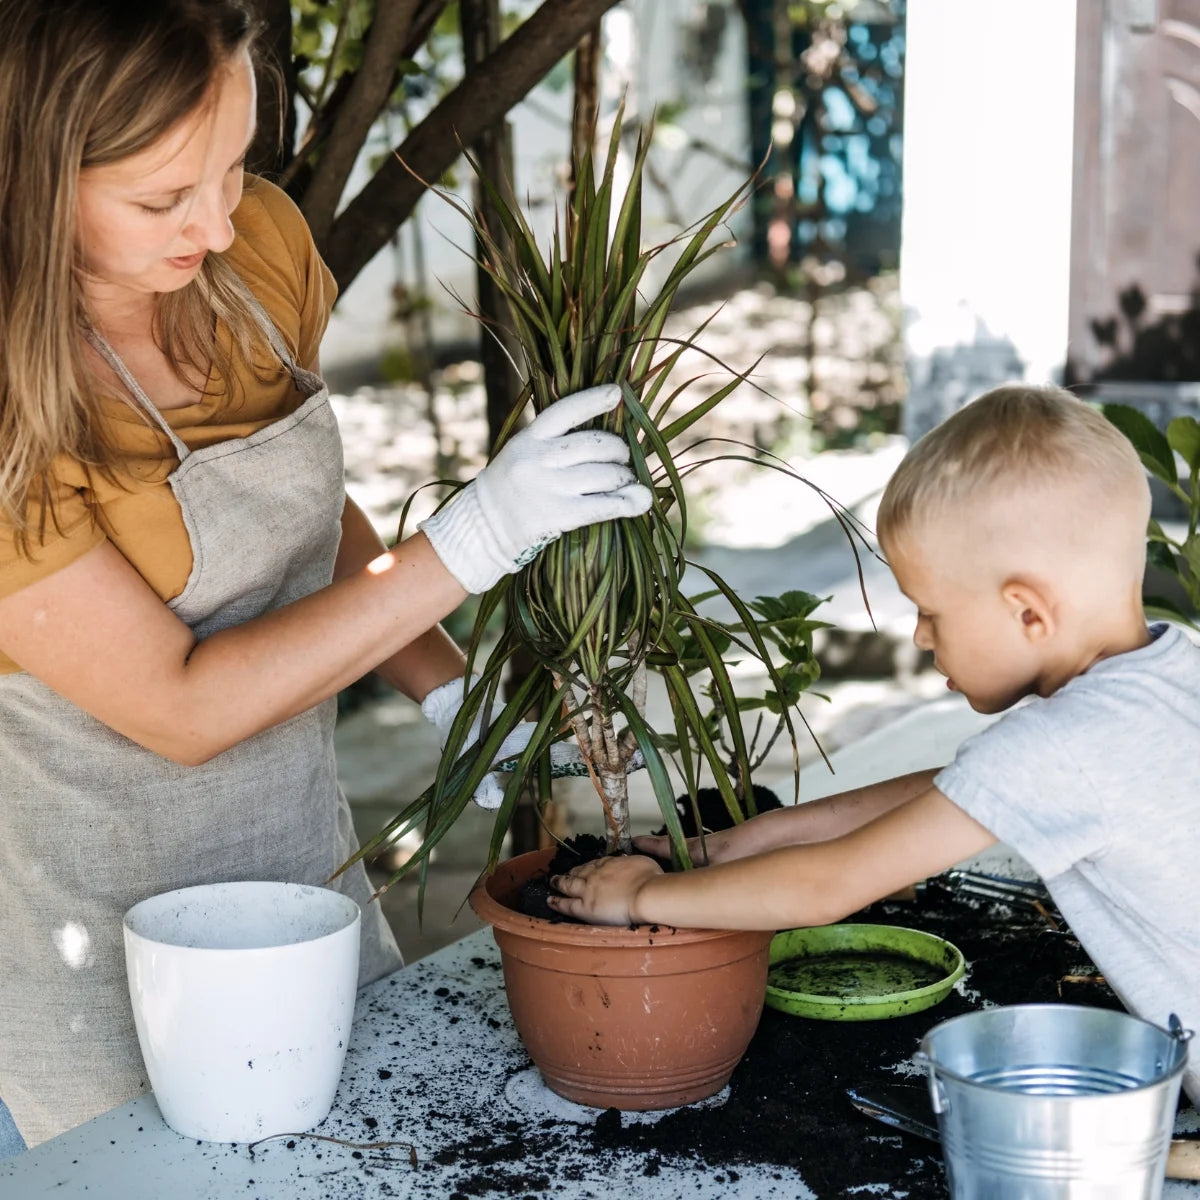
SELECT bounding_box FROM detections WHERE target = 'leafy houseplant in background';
[1102,404,1200,628]
[342,112,865,1111]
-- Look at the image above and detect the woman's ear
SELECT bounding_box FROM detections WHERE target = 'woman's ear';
[1001,579,1055,643]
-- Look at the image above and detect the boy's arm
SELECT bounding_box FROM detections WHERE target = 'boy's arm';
[634,768,941,865]
[549,786,996,929]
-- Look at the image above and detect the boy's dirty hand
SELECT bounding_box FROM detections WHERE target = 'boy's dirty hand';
[633,828,741,865]
[547,855,664,926]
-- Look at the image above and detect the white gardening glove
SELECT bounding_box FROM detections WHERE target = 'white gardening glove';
[419,384,652,594]
[420,676,643,810]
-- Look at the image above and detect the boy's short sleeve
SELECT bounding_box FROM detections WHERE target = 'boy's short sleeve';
[934,703,1112,880]
[0,467,106,600]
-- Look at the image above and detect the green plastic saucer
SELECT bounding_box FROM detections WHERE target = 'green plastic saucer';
[765,923,965,1021]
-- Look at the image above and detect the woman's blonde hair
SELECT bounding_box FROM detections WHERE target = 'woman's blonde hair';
[0,0,275,553]
[876,384,1150,548]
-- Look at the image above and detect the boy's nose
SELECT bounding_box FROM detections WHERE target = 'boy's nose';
[912,621,933,652]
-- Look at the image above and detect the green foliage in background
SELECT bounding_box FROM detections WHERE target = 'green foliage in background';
[1103,403,1200,628]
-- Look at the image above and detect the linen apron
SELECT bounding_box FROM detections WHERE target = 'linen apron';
[0,287,402,1146]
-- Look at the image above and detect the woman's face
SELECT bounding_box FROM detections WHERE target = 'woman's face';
[75,49,256,310]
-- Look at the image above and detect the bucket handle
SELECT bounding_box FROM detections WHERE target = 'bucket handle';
[912,1050,950,1115]
[1167,1013,1193,1071]
[915,1015,1192,1115]
[1168,1013,1193,1045]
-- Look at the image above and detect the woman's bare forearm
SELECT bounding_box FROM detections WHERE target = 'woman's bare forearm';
[176,531,466,761]
[333,496,465,701]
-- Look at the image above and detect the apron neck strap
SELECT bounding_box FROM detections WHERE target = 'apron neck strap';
[230,276,311,386]
[84,270,323,460]
[84,328,190,457]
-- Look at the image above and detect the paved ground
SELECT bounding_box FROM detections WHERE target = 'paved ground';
[328,277,933,962]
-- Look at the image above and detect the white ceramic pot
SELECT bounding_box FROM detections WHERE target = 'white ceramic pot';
[123,881,360,1143]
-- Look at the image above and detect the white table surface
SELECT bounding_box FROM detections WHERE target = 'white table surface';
[0,928,822,1199]
[4,697,1198,1198]
[3,924,1198,1200]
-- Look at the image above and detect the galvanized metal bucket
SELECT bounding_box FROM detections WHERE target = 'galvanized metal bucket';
[915,1004,1191,1199]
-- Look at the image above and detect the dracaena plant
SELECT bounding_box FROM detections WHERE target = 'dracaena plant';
[347,112,870,908]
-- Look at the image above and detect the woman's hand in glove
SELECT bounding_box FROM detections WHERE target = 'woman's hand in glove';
[418,384,651,594]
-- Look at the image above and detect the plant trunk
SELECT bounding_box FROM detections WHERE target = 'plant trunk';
[246,0,297,176]
[300,0,425,243]
[274,0,450,199]
[569,21,603,190]
[595,705,632,855]
[460,0,525,449]
[566,22,634,855]
[461,0,547,856]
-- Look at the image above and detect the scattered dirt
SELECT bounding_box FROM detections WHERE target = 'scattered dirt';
[581,878,1124,1196]
[448,861,1171,1196]
[393,770,1193,1195]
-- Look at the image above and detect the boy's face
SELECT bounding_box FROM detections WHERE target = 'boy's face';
[886,533,1044,715]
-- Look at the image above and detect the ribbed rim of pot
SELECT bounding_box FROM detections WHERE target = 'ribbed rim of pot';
[468,848,773,948]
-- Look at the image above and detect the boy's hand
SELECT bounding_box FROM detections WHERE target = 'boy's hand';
[548,855,664,926]
[633,828,744,865]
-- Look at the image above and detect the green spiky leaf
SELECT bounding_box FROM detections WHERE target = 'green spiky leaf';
[361,106,879,913]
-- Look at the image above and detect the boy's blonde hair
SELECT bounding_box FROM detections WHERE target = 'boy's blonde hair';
[876,384,1150,552]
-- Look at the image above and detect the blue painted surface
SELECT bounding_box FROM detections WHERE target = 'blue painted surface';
[745,0,906,273]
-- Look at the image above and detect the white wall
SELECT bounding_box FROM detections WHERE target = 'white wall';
[900,0,1078,439]
[320,0,753,379]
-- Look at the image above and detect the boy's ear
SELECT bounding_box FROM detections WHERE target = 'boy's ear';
[1001,579,1055,642]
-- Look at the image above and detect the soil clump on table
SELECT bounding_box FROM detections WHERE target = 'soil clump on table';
[470,821,1194,1195]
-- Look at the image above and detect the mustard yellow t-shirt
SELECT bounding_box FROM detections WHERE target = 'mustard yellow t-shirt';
[0,176,337,674]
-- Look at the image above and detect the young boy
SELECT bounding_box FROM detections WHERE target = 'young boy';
[548,383,1200,1105]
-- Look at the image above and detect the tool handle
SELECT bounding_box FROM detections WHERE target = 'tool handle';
[1167,1138,1200,1181]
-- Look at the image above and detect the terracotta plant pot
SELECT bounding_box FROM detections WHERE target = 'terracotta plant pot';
[468,847,772,1111]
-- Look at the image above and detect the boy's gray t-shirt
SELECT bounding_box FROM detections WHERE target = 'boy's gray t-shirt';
[935,623,1200,1104]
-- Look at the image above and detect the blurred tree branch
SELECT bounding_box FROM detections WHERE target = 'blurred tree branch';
[247,0,622,294]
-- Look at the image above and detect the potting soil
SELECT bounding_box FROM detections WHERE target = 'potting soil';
[496,837,1173,1195]
[168,875,1198,1200]
[581,878,1128,1196]
[422,878,1174,1197]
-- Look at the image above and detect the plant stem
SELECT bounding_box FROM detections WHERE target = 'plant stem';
[554,672,624,850]
[595,698,632,853]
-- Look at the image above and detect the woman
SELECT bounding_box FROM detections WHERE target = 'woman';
[0,0,649,1149]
